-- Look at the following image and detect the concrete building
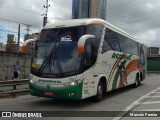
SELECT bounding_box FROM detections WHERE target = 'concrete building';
[6,34,19,53]
[7,34,14,43]
[147,47,160,74]
[79,0,89,18]
[72,0,106,20]
[100,0,107,20]
[0,42,5,51]
[72,0,80,19]
[148,47,159,55]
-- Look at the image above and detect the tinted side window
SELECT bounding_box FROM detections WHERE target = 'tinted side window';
[88,25,103,49]
[102,28,120,53]
[82,25,104,71]
[119,34,130,53]
[87,25,103,56]
[130,39,138,55]
[119,34,138,55]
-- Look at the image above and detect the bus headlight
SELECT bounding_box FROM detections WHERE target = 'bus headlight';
[63,77,86,87]
[64,81,76,87]
[30,79,35,84]
[70,81,76,86]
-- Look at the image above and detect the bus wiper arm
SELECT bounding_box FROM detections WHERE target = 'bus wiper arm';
[37,46,54,75]
[54,55,64,77]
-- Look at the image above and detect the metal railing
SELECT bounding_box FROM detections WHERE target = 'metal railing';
[0,79,29,98]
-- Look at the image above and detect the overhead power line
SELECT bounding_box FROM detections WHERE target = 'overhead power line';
[106,0,160,29]
[108,1,160,18]
[0,17,42,28]
[107,7,160,26]
[108,0,159,12]
[2,3,38,15]
[8,0,45,7]
[3,0,44,10]
[0,29,18,33]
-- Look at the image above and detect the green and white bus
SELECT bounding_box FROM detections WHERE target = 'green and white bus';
[23,18,147,101]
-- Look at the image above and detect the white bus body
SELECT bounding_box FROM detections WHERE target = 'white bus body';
[27,19,147,101]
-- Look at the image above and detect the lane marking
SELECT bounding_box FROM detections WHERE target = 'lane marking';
[152,92,160,93]
[113,87,160,120]
[141,101,160,105]
[138,109,160,111]
[122,87,160,111]
[145,96,160,98]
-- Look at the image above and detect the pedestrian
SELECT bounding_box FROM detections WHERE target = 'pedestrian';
[13,61,21,80]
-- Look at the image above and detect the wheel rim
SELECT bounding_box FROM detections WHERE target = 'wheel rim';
[136,79,138,86]
[136,76,139,86]
[98,84,103,99]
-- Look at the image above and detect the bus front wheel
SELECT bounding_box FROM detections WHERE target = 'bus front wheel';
[94,81,103,102]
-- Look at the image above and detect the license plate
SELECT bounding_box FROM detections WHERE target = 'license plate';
[44,92,53,96]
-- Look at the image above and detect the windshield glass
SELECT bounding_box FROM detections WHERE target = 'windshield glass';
[31,25,103,78]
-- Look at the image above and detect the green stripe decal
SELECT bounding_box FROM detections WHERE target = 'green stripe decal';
[107,59,119,88]
[29,82,83,100]
[108,53,132,90]
[112,60,128,89]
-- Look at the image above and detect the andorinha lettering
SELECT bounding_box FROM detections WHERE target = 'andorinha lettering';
[112,53,132,60]
[38,79,61,84]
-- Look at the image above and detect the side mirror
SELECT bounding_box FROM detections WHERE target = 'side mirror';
[77,34,95,54]
[22,38,37,54]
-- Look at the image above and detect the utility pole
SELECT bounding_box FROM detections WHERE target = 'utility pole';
[17,24,20,45]
[24,25,31,41]
[42,0,50,27]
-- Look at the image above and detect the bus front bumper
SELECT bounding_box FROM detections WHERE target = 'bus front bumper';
[29,83,83,100]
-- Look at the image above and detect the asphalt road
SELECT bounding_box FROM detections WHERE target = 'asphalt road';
[0,75,160,120]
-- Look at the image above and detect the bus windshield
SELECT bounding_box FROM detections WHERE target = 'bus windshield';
[31,25,103,78]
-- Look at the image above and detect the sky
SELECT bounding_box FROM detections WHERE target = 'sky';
[0,0,160,47]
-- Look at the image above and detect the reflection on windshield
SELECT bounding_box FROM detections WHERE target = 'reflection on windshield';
[31,24,103,78]
[39,42,80,75]
[31,26,85,77]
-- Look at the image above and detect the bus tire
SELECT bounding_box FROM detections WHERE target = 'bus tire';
[139,73,143,86]
[94,81,103,102]
[133,74,139,88]
[138,78,141,86]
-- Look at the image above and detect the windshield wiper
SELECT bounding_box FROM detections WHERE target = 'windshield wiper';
[37,46,54,75]
[37,43,64,77]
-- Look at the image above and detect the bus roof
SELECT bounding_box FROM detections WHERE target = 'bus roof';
[44,18,137,41]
